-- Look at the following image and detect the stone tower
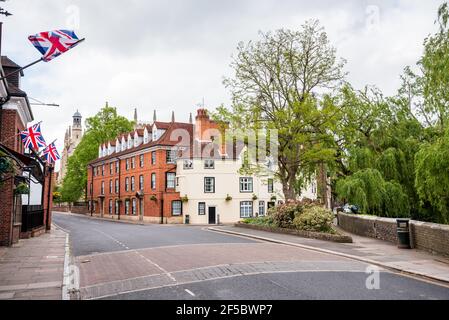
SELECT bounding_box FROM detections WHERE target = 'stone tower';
[58,110,83,185]
[72,110,82,145]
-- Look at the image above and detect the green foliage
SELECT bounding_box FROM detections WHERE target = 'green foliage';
[0,152,14,187]
[14,182,29,195]
[218,20,346,201]
[242,216,273,226]
[415,130,449,224]
[293,206,334,233]
[61,104,134,203]
[336,168,410,218]
[267,203,297,228]
[267,199,321,228]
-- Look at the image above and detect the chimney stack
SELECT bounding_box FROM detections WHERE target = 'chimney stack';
[171,111,175,123]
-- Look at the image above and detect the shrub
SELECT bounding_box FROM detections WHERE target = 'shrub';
[293,206,334,233]
[242,216,273,226]
[268,201,307,228]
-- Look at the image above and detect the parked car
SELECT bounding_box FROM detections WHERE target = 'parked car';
[335,204,360,214]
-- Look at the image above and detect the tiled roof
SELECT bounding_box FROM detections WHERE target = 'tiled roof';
[6,83,27,97]
[89,121,193,165]
[1,56,21,69]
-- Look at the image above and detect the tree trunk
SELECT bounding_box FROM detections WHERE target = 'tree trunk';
[280,166,298,202]
[317,162,329,208]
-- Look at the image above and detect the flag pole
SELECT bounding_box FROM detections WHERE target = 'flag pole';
[0,37,86,81]
[37,138,57,157]
[0,120,43,145]
[0,57,43,81]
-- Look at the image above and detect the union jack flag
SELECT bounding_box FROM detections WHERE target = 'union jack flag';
[42,142,60,164]
[28,30,82,62]
[20,123,47,151]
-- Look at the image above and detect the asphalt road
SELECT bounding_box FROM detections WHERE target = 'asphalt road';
[53,212,449,300]
[53,213,255,256]
[107,271,449,300]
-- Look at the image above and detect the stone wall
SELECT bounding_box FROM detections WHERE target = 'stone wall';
[53,205,89,214]
[337,213,449,257]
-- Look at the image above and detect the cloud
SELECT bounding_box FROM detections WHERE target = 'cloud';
[0,0,443,172]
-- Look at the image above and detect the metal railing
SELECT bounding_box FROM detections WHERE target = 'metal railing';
[21,205,44,232]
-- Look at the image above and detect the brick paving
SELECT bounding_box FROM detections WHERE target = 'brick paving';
[0,227,67,300]
[77,242,369,299]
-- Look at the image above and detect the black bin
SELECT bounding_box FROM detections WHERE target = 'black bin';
[185,215,190,225]
[397,219,411,249]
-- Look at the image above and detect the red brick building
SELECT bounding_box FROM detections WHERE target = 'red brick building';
[0,56,55,246]
[87,114,194,223]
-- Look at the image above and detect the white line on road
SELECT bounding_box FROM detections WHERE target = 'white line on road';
[92,228,129,251]
[133,250,177,282]
[185,289,195,297]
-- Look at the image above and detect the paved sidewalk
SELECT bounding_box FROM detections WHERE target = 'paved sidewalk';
[0,227,68,300]
[209,225,449,284]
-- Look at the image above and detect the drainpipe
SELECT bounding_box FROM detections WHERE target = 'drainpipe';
[89,164,93,216]
[116,157,121,220]
[46,165,53,230]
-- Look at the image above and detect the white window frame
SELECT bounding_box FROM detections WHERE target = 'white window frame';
[240,177,253,193]
[259,201,265,217]
[166,172,176,189]
[204,177,215,193]
[172,200,182,216]
[151,173,156,189]
[240,201,253,218]
[198,202,206,216]
[132,198,137,215]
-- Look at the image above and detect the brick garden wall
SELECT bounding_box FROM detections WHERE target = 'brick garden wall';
[337,213,449,257]
[53,205,89,214]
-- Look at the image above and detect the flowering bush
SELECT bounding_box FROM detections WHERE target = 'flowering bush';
[293,206,334,233]
[268,200,319,228]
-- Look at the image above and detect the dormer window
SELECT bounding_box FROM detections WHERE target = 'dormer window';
[152,124,158,141]
[127,136,133,148]
[121,137,126,151]
[143,128,149,144]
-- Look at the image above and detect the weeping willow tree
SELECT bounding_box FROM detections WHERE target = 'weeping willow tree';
[415,130,449,224]
[336,168,410,217]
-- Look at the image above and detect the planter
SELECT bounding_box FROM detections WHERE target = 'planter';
[14,182,30,195]
[235,222,353,243]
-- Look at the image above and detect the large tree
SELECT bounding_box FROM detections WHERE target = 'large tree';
[60,104,134,203]
[220,20,346,201]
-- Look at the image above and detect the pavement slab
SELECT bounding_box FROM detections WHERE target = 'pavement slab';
[0,227,67,300]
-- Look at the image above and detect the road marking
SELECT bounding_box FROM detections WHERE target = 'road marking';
[92,228,130,251]
[185,289,195,297]
[133,250,177,282]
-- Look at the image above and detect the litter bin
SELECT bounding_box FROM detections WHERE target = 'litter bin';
[397,219,411,249]
[185,215,190,225]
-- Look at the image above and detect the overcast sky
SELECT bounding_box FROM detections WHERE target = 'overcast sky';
[0,0,443,171]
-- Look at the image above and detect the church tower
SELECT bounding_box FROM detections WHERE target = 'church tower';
[72,110,82,145]
[57,110,84,185]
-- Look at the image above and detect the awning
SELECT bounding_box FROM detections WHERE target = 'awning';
[0,143,44,183]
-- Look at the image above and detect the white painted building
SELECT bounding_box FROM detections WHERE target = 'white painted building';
[176,149,318,225]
